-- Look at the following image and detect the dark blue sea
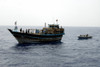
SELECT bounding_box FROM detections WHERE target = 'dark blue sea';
[0,26,100,67]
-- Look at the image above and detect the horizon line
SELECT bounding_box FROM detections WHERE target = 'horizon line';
[0,25,100,27]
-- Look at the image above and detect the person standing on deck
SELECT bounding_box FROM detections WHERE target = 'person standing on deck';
[20,28,22,32]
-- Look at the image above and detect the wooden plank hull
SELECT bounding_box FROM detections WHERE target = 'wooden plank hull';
[8,29,64,44]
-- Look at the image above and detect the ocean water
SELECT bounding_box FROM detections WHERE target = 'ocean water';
[0,26,100,67]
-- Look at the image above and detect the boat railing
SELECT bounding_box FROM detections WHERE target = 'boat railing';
[13,27,64,35]
[79,34,92,37]
[19,28,43,34]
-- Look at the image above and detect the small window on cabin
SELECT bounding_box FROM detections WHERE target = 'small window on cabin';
[49,25,59,28]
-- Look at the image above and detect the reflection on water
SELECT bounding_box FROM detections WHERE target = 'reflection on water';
[12,42,63,52]
[16,41,63,46]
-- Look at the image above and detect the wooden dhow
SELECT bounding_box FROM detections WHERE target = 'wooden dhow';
[8,21,64,44]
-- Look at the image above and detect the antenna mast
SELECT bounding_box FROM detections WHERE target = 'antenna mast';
[45,22,46,28]
[56,19,58,24]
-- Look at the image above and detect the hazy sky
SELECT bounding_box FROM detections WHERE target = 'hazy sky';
[0,0,100,26]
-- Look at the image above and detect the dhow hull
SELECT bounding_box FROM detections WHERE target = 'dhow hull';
[8,29,63,44]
